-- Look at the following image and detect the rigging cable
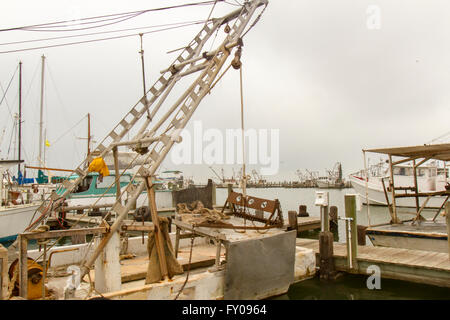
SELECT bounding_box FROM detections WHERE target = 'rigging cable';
[0,20,205,47]
[0,1,223,32]
[0,21,210,54]
[23,12,144,33]
[0,64,19,116]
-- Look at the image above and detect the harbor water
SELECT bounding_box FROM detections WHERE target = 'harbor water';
[216,187,445,244]
[217,187,450,300]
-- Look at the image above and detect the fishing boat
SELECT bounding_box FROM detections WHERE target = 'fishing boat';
[350,160,447,208]
[55,171,174,210]
[0,160,40,243]
[357,144,449,252]
[316,162,346,189]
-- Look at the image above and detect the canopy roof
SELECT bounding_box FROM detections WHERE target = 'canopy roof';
[363,143,450,161]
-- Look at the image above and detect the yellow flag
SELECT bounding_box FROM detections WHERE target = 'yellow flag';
[45,139,50,147]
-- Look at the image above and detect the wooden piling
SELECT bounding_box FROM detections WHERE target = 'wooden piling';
[288,211,298,233]
[446,202,450,259]
[357,225,367,246]
[0,244,8,300]
[212,182,216,206]
[329,206,338,225]
[344,195,358,271]
[19,235,28,299]
[298,205,309,217]
[329,206,338,234]
[319,231,335,280]
[322,206,330,232]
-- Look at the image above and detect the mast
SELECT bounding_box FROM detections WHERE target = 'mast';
[18,61,22,178]
[87,113,91,158]
[38,54,45,166]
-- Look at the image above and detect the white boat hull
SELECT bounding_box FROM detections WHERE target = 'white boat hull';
[349,175,448,208]
[66,190,174,210]
[0,204,40,241]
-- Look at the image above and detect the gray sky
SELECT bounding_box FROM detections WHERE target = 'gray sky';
[1,0,449,182]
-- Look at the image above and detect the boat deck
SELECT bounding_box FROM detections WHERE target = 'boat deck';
[367,221,447,238]
[296,238,450,287]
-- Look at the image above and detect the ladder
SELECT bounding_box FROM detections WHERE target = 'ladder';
[29,0,268,276]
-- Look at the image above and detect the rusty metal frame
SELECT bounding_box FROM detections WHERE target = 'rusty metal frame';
[213,191,284,230]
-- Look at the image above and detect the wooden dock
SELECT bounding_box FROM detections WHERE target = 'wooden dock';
[296,238,450,288]
[296,217,321,232]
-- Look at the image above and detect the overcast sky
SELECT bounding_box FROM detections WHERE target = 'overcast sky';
[1,0,449,182]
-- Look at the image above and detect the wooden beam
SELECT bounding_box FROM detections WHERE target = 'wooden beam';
[391,155,422,166]
[19,235,28,299]
[25,165,74,173]
[389,155,399,223]
[345,195,358,271]
[172,220,227,241]
[412,159,420,214]
[446,202,450,259]
[21,227,106,240]
[112,147,121,202]
[146,177,169,280]
[121,224,155,232]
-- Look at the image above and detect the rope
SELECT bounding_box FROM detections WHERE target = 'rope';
[239,62,247,198]
[174,230,195,300]
[241,2,267,39]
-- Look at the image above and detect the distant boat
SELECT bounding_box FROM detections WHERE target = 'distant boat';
[316,162,347,189]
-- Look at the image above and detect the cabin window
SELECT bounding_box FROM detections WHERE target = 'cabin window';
[429,168,437,177]
[119,175,131,184]
[96,175,116,189]
[73,176,93,193]
[96,175,131,189]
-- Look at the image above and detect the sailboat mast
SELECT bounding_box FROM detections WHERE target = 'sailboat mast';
[87,112,91,157]
[38,54,45,166]
[18,61,22,177]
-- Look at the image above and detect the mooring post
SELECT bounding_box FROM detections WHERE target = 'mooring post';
[446,202,450,259]
[329,206,338,227]
[94,231,122,294]
[319,230,335,280]
[19,234,28,299]
[344,194,358,272]
[212,182,216,206]
[298,205,309,217]
[288,211,298,234]
[322,206,330,232]
[0,244,8,300]
[316,191,335,280]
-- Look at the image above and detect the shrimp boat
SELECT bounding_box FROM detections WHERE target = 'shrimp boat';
[0,161,40,243]
[350,160,447,208]
[356,144,449,252]
[55,171,174,210]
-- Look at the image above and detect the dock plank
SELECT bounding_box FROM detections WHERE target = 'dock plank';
[296,237,450,287]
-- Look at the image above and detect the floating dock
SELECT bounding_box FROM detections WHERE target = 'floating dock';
[296,238,450,288]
